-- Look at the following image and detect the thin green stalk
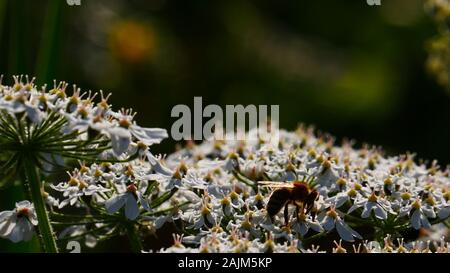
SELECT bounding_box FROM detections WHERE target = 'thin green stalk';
[58,225,111,243]
[444,220,450,229]
[50,211,109,220]
[141,201,190,216]
[302,231,327,245]
[232,170,257,191]
[51,220,112,226]
[22,157,59,253]
[125,222,142,253]
[150,188,178,209]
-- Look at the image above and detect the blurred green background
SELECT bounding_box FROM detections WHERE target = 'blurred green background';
[0,0,449,252]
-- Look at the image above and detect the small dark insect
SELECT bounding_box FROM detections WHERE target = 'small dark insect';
[259,180,319,225]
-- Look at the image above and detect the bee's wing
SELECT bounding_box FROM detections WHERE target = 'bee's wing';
[257,181,294,188]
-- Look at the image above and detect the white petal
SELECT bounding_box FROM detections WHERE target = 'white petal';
[438,207,450,219]
[28,210,38,226]
[16,200,31,208]
[421,206,436,218]
[420,213,431,229]
[154,215,169,229]
[6,218,33,243]
[18,218,34,242]
[410,209,421,230]
[335,195,348,208]
[181,190,202,203]
[336,219,357,242]
[105,194,127,214]
[206,212,215,225]
[308,221,324,233]
[398,206,410,217]
[25,105,43,123]
[58,198,70,209]
[374,205,387,220]
[69,196,78,206]
[322,216,335,231]
[7,225,24,242]
[124,194,139,220]
[137,192,150,211]
[84,186,98,195]
[131,127,168,145]
[361,202,374,218]
[193,217,205,229]
[0,210,14,222]
[108,128,131,155]
[146,151,173,176]
[315,168,338,187]
[347,203,361,214]
[0,214,16,237]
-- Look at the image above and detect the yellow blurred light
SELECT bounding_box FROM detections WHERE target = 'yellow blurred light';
[108,20,157,64]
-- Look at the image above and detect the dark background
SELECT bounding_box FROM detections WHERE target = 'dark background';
[0,0,449,251]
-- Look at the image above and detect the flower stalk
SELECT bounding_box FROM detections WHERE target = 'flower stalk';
[125,222,142,253]
[22,156,58,253]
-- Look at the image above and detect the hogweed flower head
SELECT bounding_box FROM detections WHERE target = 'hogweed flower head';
[153,126,449,253]
[1,81,448,252]
[0,76,168,252]
[0,75,168,178]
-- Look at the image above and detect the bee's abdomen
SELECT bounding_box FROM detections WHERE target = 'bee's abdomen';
[266,188,290,217]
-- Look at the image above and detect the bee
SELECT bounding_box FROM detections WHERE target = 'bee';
[259,180,319,225]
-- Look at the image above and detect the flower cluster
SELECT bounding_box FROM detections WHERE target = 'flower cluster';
[156,127,449,253]
[0,76,168,252]
[0,75,167,176]
[48,154,183,248]
[0,75,448,252]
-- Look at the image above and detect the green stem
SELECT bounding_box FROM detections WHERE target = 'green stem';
[444,220,450,229]
[22,157,59,253]
[58,225,111,243]
[232,170,257,191]
[141,201,190,216]
[51,220,112,226]
[302,231,327,245]
[125,222,142,253]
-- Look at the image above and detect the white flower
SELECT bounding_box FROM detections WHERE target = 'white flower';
[182,194,218,229]
[146,152,173,176]
[0,201,38,243]
[325,187,360,208]
[51,173,110,208]
[105,183,150,220]
[291,212,324,236]
[347,193,389,220]
[320,208,362,242]
[229,211,265,238]
[398,199,435,230]
[241,159,266,180]
[106,110,168,155]
[315,161,342,188]
[43,192,59,209]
